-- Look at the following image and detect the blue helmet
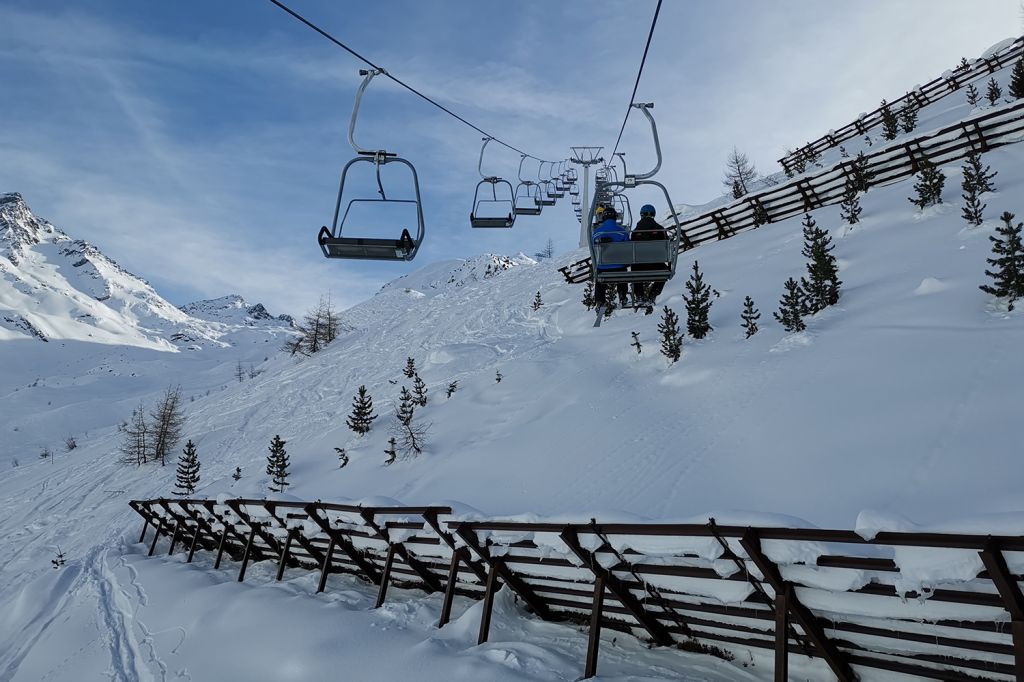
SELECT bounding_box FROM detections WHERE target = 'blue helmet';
[640,204,656,217]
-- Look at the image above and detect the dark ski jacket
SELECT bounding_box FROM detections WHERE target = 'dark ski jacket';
[631,215,667,241]
[592,218,630,269]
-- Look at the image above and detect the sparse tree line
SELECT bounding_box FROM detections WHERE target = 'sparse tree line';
[285,295,342,356]
[118,386,187,467]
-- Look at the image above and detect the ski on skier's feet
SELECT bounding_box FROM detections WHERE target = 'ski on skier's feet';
[593,305,606,327]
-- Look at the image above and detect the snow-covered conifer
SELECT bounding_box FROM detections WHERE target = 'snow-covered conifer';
[173,440,200,496]
[850,152,873,193]
[980,211,1024,310]
[966,82,981,107]
[774,278,807,332]
[839,181,862,226]
[1011,58,1024,99]
[445,381,458,399]
[412,374,428,407]
[384,438,397,466]
[657,307,682,363]
[582,281,596,310]
[345,385,376,435]
[899,105,918,134]
[908,157,945,209]
[964,150,997,194]
[630,331,642,354]
[403,357,417,379]
[532,291,543,311]
[986,77,1003,106]
[683,261,714,339]
[800,214,842,313]
[267,435,290,492]
[741,296,760,338]
[752,200,770,227]
[232,466,242,481]
[495,370,503,383]
[335,447,349,468]
[880,100,899,140]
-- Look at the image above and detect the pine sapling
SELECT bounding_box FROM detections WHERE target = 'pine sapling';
[980,211,1024,310]
[345,385,377,435]
[683,261,714,339]
[986,77,1003,106]
[880,100,899,140]
[966,82,981,107]
[267,435,289,492]
[384,437,398,466]
[1011,57,1024,99]
[445,381,458,399]
[173,439,201,496]
[495,370,503,383]
[850,152,873,193]
[799,214,842,313]
[412,373,428,407]
[335,447,349,468]
[630,331,642,354]
[964,150,997,194]
[532,291,543,311]
[232,466,242,481]
[961,153,987,227]
[908,157,946,209]
[52,547,66,569]
[839,180,862,226]
[657,307,682,363]
[403,357,417,379]
[774,278,807,332]
[899,104,918,134]
[582,281,596,310]
[741,296,760,338]
[839,146,849,159]
[752,200,770,227]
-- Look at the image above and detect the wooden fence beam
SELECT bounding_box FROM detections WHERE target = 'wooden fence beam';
[583,573,607,679]
[979,542,1024,681]
[317,535,336,594]
[775,583,790,682]
[276,529,295,581]
[214,524,230,569]
[477,558,503,645]
[187,523,202,563]
[374,544,398,608]
[438,549,466,628]
[423,510,488,583]
[147,520,163,556]
[454,525,554,621]
[560,528,674,648]
[237,524,258,582]
[739,530,857,682]
[305,504,382,585]
[360,510,442,593]
[167,522,181,555]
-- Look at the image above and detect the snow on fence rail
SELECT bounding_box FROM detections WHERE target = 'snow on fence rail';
[559,96,1024,285]
[779,35,1024,174]
[131,498,1024,681]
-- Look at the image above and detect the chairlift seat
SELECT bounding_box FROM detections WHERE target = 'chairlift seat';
[514,205,542,216]
[537,196,556,206]
[594,239,674,272]
[319,227,416,261]
[470,214,515,228]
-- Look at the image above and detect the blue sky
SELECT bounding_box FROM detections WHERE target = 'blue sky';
[1,0,1020,314]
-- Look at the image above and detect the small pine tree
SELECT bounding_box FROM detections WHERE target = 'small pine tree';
[345,385,377,435]
[799,214,842,313]
[235,361,245,383]
[1010,58,1024,99]
[839,181,862,226]
[850,152,873,193]
[403,357,417,379]
[445,381,458,399]
[961,153,989,227]
[532,291,543,311]
[880,100,899,140]
[582,281,596,310]
[657,307,683,363]
[731,179,744,199]
[741,296,760,338]
[52,548,66,569]
[980,211,1024,310]
[908,157,946,209]
[267,435,289,493]
[392,388,426,458]
[232,466,242,481]
[396,387,415,427]
[335,447,349,468]
[774,278,807,332]
[630,331,642,354]
[384,437,398,466]
[957,57,970,72]
[412,374,428,407]
[682,261,714,339]
[899,105,918,134]
[839,145,850,159]
[173,440,201,496]
[966,82,981,107]
[495,370,503,383]
[986,77,1003,105]
[964,150,997,194]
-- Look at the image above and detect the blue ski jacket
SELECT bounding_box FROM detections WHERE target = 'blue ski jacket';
[592,218,630,269]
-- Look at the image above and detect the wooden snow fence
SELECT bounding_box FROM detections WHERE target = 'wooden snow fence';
[559,97,1024,286]
[132,498,1024,681]
[779,35,1024,175]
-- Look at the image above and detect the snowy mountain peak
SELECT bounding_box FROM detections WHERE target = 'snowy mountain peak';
[0,192,64,265]
[180,294,295,327]
[380,252,537,298]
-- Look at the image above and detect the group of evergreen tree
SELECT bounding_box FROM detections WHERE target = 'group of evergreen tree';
[286,295,341,356]
[961,150,998,226]
[119,386,187,466]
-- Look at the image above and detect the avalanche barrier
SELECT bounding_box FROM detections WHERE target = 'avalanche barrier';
[559,96,1024,286]
[131,497,1024,681]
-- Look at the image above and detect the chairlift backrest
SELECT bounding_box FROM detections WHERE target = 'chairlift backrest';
[470,137,516,228]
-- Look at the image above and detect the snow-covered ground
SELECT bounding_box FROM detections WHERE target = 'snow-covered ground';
[3,45,1024,681]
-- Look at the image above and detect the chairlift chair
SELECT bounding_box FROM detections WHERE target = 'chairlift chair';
[536,162,560,202]
[319,69,424,261]
[513,156,542,216]
[470,138,515,228]
[588,103,681,286]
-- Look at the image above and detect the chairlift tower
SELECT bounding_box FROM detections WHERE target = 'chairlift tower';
[570,147,604,248]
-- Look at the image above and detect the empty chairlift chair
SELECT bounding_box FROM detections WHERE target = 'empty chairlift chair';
[470,137,516,228]
[318,69,424,261]
[536,162,557,205]
[513,155,543,216]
